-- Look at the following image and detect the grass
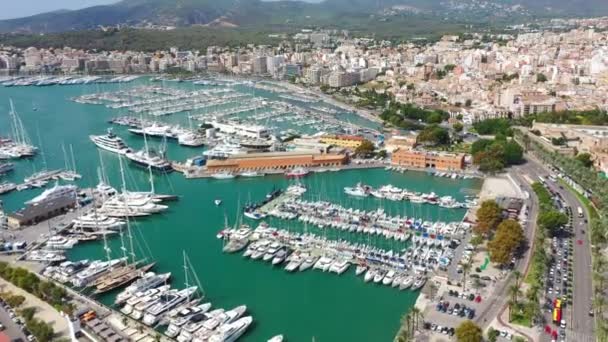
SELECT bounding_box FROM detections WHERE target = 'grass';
[510,313,532,327]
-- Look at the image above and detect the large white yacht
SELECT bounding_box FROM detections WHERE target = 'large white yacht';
[72,212,125,231]
[25,183,78,205]
[89,129,132,154]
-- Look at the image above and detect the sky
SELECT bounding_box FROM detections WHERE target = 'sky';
[1,0,118,20]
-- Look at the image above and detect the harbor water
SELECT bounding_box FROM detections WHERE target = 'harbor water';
[0,79,481,341]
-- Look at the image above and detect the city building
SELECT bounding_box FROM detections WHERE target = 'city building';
[391,149,466,171]
[320,135,366,149]
[7,195,77,228]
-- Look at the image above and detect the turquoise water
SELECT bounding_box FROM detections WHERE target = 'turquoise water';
[0,80,481,342]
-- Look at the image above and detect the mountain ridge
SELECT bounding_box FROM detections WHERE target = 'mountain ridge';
[0,0,607,33]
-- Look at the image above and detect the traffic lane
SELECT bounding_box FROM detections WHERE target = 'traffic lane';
[0,305,27,340]
[519,160,594,339]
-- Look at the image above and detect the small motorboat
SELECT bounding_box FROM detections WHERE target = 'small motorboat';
[214,199,222,206]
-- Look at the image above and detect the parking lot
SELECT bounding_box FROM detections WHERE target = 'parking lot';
[0,297,35,341]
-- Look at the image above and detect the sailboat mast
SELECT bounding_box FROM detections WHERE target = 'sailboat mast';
[126,212,136,265]
[148,166,155,195]
[98,151,109,185]
[62,144,69,171]
[119,153,128,194]
[117,156,129,262]
[70,144,77,174]
[183,250,189,288]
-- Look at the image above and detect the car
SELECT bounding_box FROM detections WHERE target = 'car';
[26,336,35,342]
[0,324,4,331]
[560,320,566,329]
[500,330,508,337]
[431,323,437,331]
[506,333,513,340]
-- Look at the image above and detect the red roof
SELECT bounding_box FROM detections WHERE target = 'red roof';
[0,332,10,342]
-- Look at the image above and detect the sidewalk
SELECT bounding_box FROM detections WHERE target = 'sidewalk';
[0,278,70,339]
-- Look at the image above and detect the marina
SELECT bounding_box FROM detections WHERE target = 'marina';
[0,77,481,342]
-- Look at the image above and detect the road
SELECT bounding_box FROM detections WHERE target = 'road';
[513,157,595,342]
[474,166,539,339]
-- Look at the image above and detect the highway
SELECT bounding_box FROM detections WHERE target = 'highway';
[512,156,595,342]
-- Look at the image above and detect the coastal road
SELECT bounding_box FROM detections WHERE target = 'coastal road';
[513,157,595,342]
[474,169,538,336]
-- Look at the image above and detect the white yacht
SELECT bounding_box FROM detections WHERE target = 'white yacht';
[382,270,395,286]
[142,286,198,326]
[178,132,205,147]
[125,149,173,172]
[178,309,225,342]
[90,130,131,154]
[72,213,125,231]
[44,236,78,250]
[71,258,127,287]
[165,303,212,338]
[329,258,350,275]
[120,285,170,315]
[313,256,333,272]
[344,183,369,197]
[211,172,236,180]
[25,184,77,205]
[268,335,284,342]
[208,316,253,342]
[114,272,171,305]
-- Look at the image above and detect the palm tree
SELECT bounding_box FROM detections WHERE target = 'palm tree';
[410,307,422,331]
[513,270,522,288]
[508,299,517,322]
[508,285,522,307]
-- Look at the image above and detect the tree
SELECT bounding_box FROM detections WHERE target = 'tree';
[488,220,525,265]
[537,73,548,83]
[465,99,472,107]
[455,320,483,342]
[475,200,503,236]
[355,139,375,157]
[377,150,387,159]
[538,210,568,236]
[503,141,524,165]
[576,152,594,168]
[453,122,464,133]
[487,327,500,342]
[417,124,450,146]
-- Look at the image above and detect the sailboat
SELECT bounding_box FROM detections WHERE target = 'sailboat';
[0,100,37,159]
[59,144,82,181]
[124,166,178,202]
[93,158,156,294]
[125,120,173,172]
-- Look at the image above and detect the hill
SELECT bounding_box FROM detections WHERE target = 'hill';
[0,0,607,34]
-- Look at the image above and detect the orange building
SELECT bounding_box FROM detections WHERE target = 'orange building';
[391,149,465,171]
[205,151,348,172]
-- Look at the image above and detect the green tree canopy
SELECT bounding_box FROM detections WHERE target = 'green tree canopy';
[455,320,483,342]
[538,210,568,235]
[417,124,451,146]
[453,122,464,133]
[355,139,375,157]
[576,152,594,168]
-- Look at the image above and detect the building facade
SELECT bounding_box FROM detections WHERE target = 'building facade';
[205,151,348,172]
[391,149,465,171]
[320,135,365,149]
